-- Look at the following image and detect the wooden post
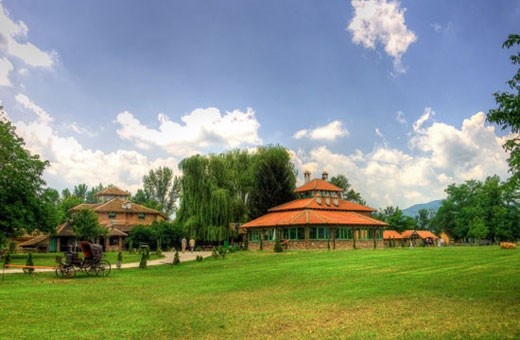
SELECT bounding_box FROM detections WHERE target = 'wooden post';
[332,226,336,250]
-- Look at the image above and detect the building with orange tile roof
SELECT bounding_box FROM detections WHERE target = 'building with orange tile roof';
[241,171,387,250]
[47,186,166,252]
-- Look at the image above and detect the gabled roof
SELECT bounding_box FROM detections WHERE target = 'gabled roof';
[69,198,166,219]
[383,230,403,240]
[241,209,386,228]
[18,234,49,247]
[269,197,375,213]
[401,230,438,239]
[294,179,343,193]
[95,186,131,197]
[94,198,165,217]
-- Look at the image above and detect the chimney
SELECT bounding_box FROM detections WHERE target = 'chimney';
[304,170,311,184]
[322,171,328,181]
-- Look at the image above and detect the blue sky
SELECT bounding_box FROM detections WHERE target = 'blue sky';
[1,0,519,209]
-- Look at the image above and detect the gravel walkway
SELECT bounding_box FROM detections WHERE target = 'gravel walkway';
[1,251,213,275]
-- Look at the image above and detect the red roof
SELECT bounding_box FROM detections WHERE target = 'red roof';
[294,179,342,193]
[383,230,403,239]
[95,186,131,197]
[401,230,438,239]
[269,197,375,213]
[241,209,386,228]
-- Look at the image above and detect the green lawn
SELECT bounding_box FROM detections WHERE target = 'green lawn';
[1,247,519,339]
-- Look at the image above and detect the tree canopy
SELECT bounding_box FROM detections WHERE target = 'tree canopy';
[176,146,296,242]
[140,166,181,217]
[487,34,520,187]
[431,176,519,242]
[0,114,55,246]
[71,209,106,242]
[329,174,366,205]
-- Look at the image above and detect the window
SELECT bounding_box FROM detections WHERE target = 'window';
[358,228,369,240]
[367,227,384,240]
[108,212,116,219]
[250,230,261,242]
[309,227,329,240]
[138,213,145,220]
[283,227,305,240]
[264,229,276,241]
[336,228,353,240]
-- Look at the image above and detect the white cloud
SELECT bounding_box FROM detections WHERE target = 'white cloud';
[0,56,13,86]
[293,120,349,141]
[396,110,407,125]
[293,111,510,209]
[116,107,262,157]
[0,3,55,86]
[412,106,434,132]
[0,4,55,67]
[347,0,417,75]
[9,94,178,194]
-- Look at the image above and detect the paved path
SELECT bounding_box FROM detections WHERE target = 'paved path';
[1,251,213,275]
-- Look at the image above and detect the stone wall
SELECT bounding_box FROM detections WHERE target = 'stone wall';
[247,239,384,251]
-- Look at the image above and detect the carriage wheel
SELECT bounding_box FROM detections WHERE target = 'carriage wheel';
[95,260,111,277]
[55,266,75,278]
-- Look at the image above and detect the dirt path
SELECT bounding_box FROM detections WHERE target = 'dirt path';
[1,251,213,275]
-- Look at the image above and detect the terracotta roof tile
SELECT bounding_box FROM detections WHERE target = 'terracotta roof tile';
[241,209,387,228]
[401,230,438,239]
[294,179,343,193]
[269,197,375,213]
[95,186,131,197]
[383,230,403,239]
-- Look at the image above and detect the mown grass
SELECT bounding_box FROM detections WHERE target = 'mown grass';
[1,247,519,339]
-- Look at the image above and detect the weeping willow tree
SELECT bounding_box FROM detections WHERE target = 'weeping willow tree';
[176,146,295,242]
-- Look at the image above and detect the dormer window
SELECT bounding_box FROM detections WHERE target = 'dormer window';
[108,212,116,219]
[138,213,145,220]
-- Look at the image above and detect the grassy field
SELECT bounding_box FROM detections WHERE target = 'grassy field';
[1,246,519,339]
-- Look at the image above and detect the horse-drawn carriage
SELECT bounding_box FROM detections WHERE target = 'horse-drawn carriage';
[55,241,111,278]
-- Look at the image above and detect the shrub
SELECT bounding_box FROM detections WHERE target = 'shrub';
[139,252,147,269]
[274,239,283,253]
[128,240,134,254]
[196,255,203,262]
[156,239,162,257]
[173,251,180,265]
[212,246,227,259]
[195,246,202,252]
[24,253,34,274]
[3,252,10,266]
[500,242,517,249]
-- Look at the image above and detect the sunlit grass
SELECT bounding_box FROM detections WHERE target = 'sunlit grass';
[1,247,519,339]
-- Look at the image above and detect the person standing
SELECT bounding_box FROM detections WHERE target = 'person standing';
[189,238,195,253]
[181,237,187,253]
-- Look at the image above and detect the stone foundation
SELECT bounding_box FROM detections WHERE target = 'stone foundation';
[247,239,384,251]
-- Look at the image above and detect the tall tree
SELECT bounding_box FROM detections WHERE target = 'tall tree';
[73,184,89,202]
[142,166,181,217]
[0,113,52,246]
[248,146,296,219]
[71,209,106,242]
[329,174,366,205]
[487,34,520,186]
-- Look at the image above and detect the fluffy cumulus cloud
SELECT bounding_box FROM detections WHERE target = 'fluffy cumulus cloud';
[293,120,349,141]
[0,3,56,87]
[9,94,177,194]
[116,107,262,157]
[293,110,510,209]
[347,0,417,74]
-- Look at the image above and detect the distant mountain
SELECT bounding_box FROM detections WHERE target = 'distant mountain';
[402,199,443,218]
